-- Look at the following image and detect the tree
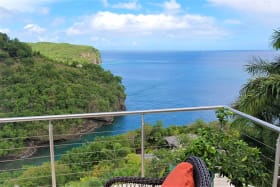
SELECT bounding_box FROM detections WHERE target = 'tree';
[235,58,280,123]
[235,29,280,124]
[0,33,126,157]
[272,29,280,50]
[0,32,9,49]
[233,29,280,180]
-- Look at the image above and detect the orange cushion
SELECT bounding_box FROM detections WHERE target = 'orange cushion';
[162,162,195,187]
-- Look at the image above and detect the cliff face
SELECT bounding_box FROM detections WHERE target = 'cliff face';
[80,51,102,64]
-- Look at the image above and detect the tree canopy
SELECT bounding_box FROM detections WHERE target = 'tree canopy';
[272,29,280,50]
[235,29,280,124]
[0,32,126,157]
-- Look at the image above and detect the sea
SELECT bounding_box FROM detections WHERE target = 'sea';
[100,50,278,131]
[2,50,278,169]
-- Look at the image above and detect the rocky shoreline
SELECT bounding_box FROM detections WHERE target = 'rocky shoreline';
[11,99,126,159]
[2,116,116,160]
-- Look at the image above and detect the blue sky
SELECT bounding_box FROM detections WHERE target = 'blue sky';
[0,0,279,50]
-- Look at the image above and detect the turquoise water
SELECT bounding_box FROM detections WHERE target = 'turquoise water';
[2,50,278,169]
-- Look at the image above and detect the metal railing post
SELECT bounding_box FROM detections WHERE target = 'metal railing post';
[273,134,280,187]
[141,114,145,177]
[49,120,56,187]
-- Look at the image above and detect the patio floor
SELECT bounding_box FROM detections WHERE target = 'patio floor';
[214,174,232,187]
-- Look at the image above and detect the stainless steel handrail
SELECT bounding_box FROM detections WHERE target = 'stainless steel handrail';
[225,106,280,133]
[1,105,279,133]
[0,105,223,123]
[1,105,279,187]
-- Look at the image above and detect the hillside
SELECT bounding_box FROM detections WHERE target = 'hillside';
[0,33,126,158]
[28,42,101,65]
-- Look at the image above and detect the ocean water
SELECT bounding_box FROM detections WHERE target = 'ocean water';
[100,50,278,132]
[2,50,278,169]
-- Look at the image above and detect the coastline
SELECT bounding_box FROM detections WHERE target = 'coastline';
[1,100,126,160]
[2,116,118,160]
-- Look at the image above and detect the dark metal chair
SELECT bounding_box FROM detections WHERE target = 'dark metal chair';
[104,156,211,187]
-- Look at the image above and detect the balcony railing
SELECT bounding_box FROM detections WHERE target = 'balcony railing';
[0,105,279,187]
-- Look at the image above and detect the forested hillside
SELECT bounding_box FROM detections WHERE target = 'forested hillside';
[0,33,126,157]
[28,42,101,65]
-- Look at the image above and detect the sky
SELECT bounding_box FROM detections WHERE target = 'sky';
[0,0,279,51]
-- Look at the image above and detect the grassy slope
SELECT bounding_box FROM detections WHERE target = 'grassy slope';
[28,42,101,65]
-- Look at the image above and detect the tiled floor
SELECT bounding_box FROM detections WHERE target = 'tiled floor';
[214,174,233,187]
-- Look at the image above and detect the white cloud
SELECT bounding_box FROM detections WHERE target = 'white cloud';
[112,0,140,10]
[0,28,10,33]
[66,11,226,38]
[163,0,181,13]
[208,0,280,14]
[0,0,55,12]
[0,7,13,19]
[66,22,86,35]
[224,19,241,25]
[24,24,46,33]
[90,12,186,31]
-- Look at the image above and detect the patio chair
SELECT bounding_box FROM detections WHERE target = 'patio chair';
[104,156,211,187]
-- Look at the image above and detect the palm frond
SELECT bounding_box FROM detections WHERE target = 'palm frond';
[246,57,272,76]
[270,57,280,74]
[271,29,280,50]
[235,29,280,123]
[236,75,280,122]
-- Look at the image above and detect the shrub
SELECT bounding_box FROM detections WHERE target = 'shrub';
[10,163,73,187]
[185,127,270,187]
[65,177,103,187]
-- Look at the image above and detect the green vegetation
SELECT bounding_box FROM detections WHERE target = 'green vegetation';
[235,28,280,124]
[235,57,280,123]
[215,108,233,129]
[9,163,73,187]
[28,42,101,65]
[233,29,280,180]
[0,32,126,157]
[1,29,279,187]
[185,127,269,187]
[2,121,270,187]
[272,29,280,50]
